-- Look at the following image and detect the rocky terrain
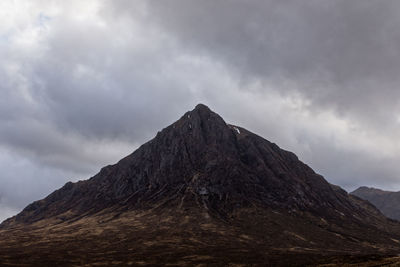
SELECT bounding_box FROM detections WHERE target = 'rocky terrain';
[1,104,400,266]
[352,186,400,221]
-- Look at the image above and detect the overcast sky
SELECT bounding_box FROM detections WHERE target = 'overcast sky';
[2,0,400,222]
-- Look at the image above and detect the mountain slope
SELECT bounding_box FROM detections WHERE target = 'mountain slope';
[352,186,400,220]
[1,104,400,266]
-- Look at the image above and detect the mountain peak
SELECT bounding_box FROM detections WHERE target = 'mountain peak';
[185,103,222,123]
[2,105,400,265]
[194,103,211,111]
[3,104,374,225]
[169,103,230,143]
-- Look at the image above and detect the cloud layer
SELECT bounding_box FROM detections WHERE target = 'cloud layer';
[1,0,400,221]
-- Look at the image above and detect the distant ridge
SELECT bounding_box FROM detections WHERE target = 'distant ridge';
[352,186,400,220]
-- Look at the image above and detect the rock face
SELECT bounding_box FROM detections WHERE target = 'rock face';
[0,104,378,223]
[352,186,400,220]
[1,104,400,266]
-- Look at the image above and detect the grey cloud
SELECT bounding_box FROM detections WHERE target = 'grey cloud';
[0,4,194,171]
[31,16,195,142]
[137,0,400,129]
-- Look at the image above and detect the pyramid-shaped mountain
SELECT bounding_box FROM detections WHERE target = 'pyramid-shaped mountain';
[1,104,400,266]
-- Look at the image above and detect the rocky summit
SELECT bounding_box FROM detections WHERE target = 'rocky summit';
[1,104,400,266]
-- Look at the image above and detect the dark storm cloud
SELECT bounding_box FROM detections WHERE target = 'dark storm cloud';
[138,0,400,128]
[1,0,400,220]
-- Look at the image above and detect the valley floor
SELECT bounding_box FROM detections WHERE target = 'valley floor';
[1,207,400,266]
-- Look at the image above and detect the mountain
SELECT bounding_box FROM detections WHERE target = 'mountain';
[1,104,400,266]
[351,186,400,220]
